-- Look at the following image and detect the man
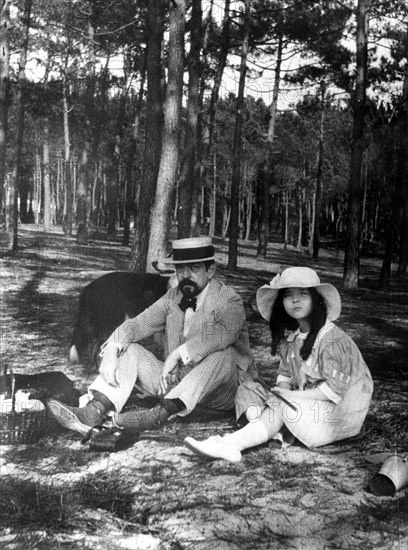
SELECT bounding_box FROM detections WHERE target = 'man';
[48,237,255,435]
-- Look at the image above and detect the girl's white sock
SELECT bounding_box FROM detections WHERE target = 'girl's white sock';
[223,415,270,452]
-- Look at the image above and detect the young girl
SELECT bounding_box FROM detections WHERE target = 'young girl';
[184,266,373,462]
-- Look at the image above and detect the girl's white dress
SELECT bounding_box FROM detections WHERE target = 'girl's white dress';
[236,321,373,448]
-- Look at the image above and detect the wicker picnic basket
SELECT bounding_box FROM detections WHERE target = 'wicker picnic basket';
[0,366,48,445]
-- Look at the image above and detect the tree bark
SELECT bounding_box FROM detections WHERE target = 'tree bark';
[191,2,212,232]
[284,190,289,249]
[76,16,96,245]
[244,166,253,241]
[257,33,283,258]
[10,0,32,250]
[343,0,371,290]
[311,82,326,259]
[106,55,129,241]
[397,27,408,276]
[43,119,51,231]
[209,152,216,237]
[146,0,185,271]
[62,62,73,236]
[130,0,164,272]
[296,187,304,251]
[177,0,202,238]
[228,0,250,271]
[192,0,231,233]
[0,0,10,221]
[379,166,399,289]
[122,51,146,247]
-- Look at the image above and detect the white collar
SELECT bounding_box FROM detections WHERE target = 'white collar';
[194,283,209,311]
[286,320,334,344]
[287,328,308,342]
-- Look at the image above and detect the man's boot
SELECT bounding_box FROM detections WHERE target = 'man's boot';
[115,399,183,431]
[47,391,113,435]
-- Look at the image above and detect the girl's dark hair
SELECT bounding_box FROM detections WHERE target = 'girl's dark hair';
[269,287,327,360]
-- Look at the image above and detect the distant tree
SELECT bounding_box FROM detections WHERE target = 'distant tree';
[130,0,164,272]
[0,0,11,221]
[177,0,202,238]
[310,81,326,259]
[250,0,353,256]
[344,0,371,290]
[76,11,96,246]
[228,0,250,271]
[11,0,33,250]
[61,27,73,237]
[193,0,231,234]
[378,130,399,290]
[122,52,146,247]
[96,2,144,241]
[393,12,408,276]
[105,59,129,241]
[42,114,51,232]
[257,32,283,258]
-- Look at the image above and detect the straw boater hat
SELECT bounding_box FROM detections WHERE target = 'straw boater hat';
[169,237,215,264]
[256,266,341,322]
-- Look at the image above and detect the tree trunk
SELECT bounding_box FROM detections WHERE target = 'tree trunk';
[61,42,73,236]
[284,190,289,249]
[343,0,371,290]
[209,152,216,237]
[33,154,40,225]
[43,119,51,231]
[257,33,283,258]
[227,0,250,271]
[397,29,408,276]
[312,82,326,259]
[146,0,185,271]
[245,168,253,241]
[130,0,164,272]
[177,0,202,238]
[191,2,212,233]
[10,0,32,250]
[122,51,147,247]
[76,17,96,245]
[222,207,230,239]
[297,187,304,251]
[361,161,368,242]
[77,149,90,244]
[106,56,129,241]
[0,0,10,222]
[193,0,231,233]
[379,158,399,289]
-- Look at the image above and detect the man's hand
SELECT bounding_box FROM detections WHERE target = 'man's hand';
[99,346,120,387]
[159,348,182,396]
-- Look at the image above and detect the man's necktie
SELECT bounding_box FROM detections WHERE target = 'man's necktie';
[179,296,197,312]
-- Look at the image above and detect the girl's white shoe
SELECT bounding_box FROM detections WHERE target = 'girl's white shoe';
[184,435,242,463]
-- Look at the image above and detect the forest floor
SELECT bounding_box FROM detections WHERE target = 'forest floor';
[0,226,407,550]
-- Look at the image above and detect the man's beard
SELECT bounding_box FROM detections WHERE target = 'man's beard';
[179,279,200,298]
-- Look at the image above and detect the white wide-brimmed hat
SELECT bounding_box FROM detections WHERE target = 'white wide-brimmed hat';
[256,266,341,322]
[167,237,215,264]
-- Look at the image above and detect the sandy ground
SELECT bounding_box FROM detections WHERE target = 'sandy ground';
[0,227,407,550]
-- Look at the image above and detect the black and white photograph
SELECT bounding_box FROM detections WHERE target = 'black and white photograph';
[0,1,407,549]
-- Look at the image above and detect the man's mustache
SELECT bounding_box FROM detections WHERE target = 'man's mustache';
[179,279,198,290]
